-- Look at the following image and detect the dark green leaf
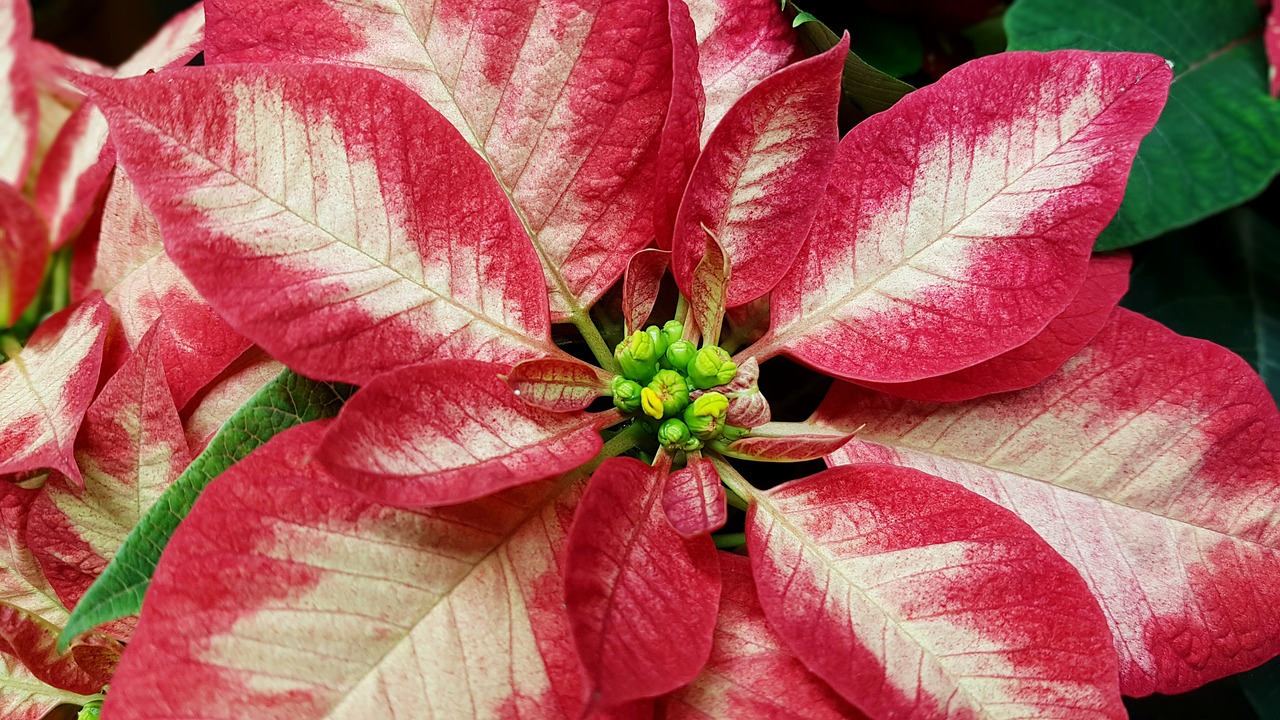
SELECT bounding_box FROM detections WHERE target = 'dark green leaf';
[1240,655,1280,719]
[1122,207,1280,395]
[57,369,353,650]
[785,4,914,122]
[1006,0,1280,249]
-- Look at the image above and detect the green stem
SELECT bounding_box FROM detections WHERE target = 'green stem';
[673,294,689,326]
[708,453,757,507]
[713,532,746,549]
[572,310,619,373]
[0,334,22,362]
[49,247,72,314]
[581,421,647,474]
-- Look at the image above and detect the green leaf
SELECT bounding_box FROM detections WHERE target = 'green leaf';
[1006,0,1280,250]
[784,4,914,120]
[57,369,353,650]
[1122,207,1280,396]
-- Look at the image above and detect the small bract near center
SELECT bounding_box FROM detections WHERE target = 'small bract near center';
[610,320,746,452]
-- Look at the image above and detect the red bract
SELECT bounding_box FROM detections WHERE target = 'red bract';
[7,0,1276,717]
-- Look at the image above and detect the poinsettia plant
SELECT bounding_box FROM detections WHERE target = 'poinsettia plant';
[4,0,1280,717]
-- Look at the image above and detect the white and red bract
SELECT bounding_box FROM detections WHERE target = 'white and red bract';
[749,465,1127,719]
[751,51,1170,383]
[0,181,46,326]
[33,3,204,249]
[27,323,190,629]
[101,423,594,719]
[90,172,250,408]
[819,308,1280,697]
[663,553,867,720]
[205,0,702,321]
[0,296,108,483]
[83,63,556,384]
[564,457,720,708]
[856,252,1132,402]
[0,0,37,188]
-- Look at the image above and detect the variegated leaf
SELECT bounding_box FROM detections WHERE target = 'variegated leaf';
[0,182,46,326]
[0,652,96,720]
[505,357,612,412]
[662,553,864,720]
[0,0,37,187]
[318,360,606,507]
[820,308,1280,696]
[623,249,671,336]
[0,296,108,482]
[28,323,191,627]
[84,64,555,384]
[564,457,720,707]
[716,422,854,462]
[689,228,729,346]
[102,422,594,719]
[751,51,1170,382]
[661,453,726,538]
[687,0,801,144]
[207,0,699,319]
[0,483,67,630]
[35,4,205,249]
[749,465,1126,719]
[672,40,844,309]
[0,603,106,694]
[856,252,1131,402]
[91,171,250,408]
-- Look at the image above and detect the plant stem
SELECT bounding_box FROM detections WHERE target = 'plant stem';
[49,248,72,314]
[581,421,647,473]
[572,310,619,373]
[712,532,746,549]
[709,453,757,507]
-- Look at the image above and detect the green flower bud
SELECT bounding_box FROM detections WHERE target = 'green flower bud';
[661,320,684,346]
[78,702,103,720]
[680,435,705,452]
[683,392,728,439]
[610,376,643,413]
[687,346,738,389]
[615,331,659,384]
[641,369,690,420]
[664,339,697,371]
[645,325,670,358]
[658,418,692,449]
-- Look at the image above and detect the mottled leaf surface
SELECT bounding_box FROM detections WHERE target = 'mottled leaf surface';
[59,367,349,649]
[687,0,800,143]
[672,40,843,309]
[0,0,37,186]
[565,457,720,707]
[84,64,554,385]
[319,360,604,508]
[754,51,1169,382]
[749,465,1126,719]
[858,252,1131,402]
[0,297,108,482]
[103,423,594,719]
[821,309,1280,695]
[662,553,865,720]
[90,171,250,409]
[28,324,190,626]
[207,0,697,319]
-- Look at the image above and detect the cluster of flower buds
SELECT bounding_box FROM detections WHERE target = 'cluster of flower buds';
[610,321,742,451]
